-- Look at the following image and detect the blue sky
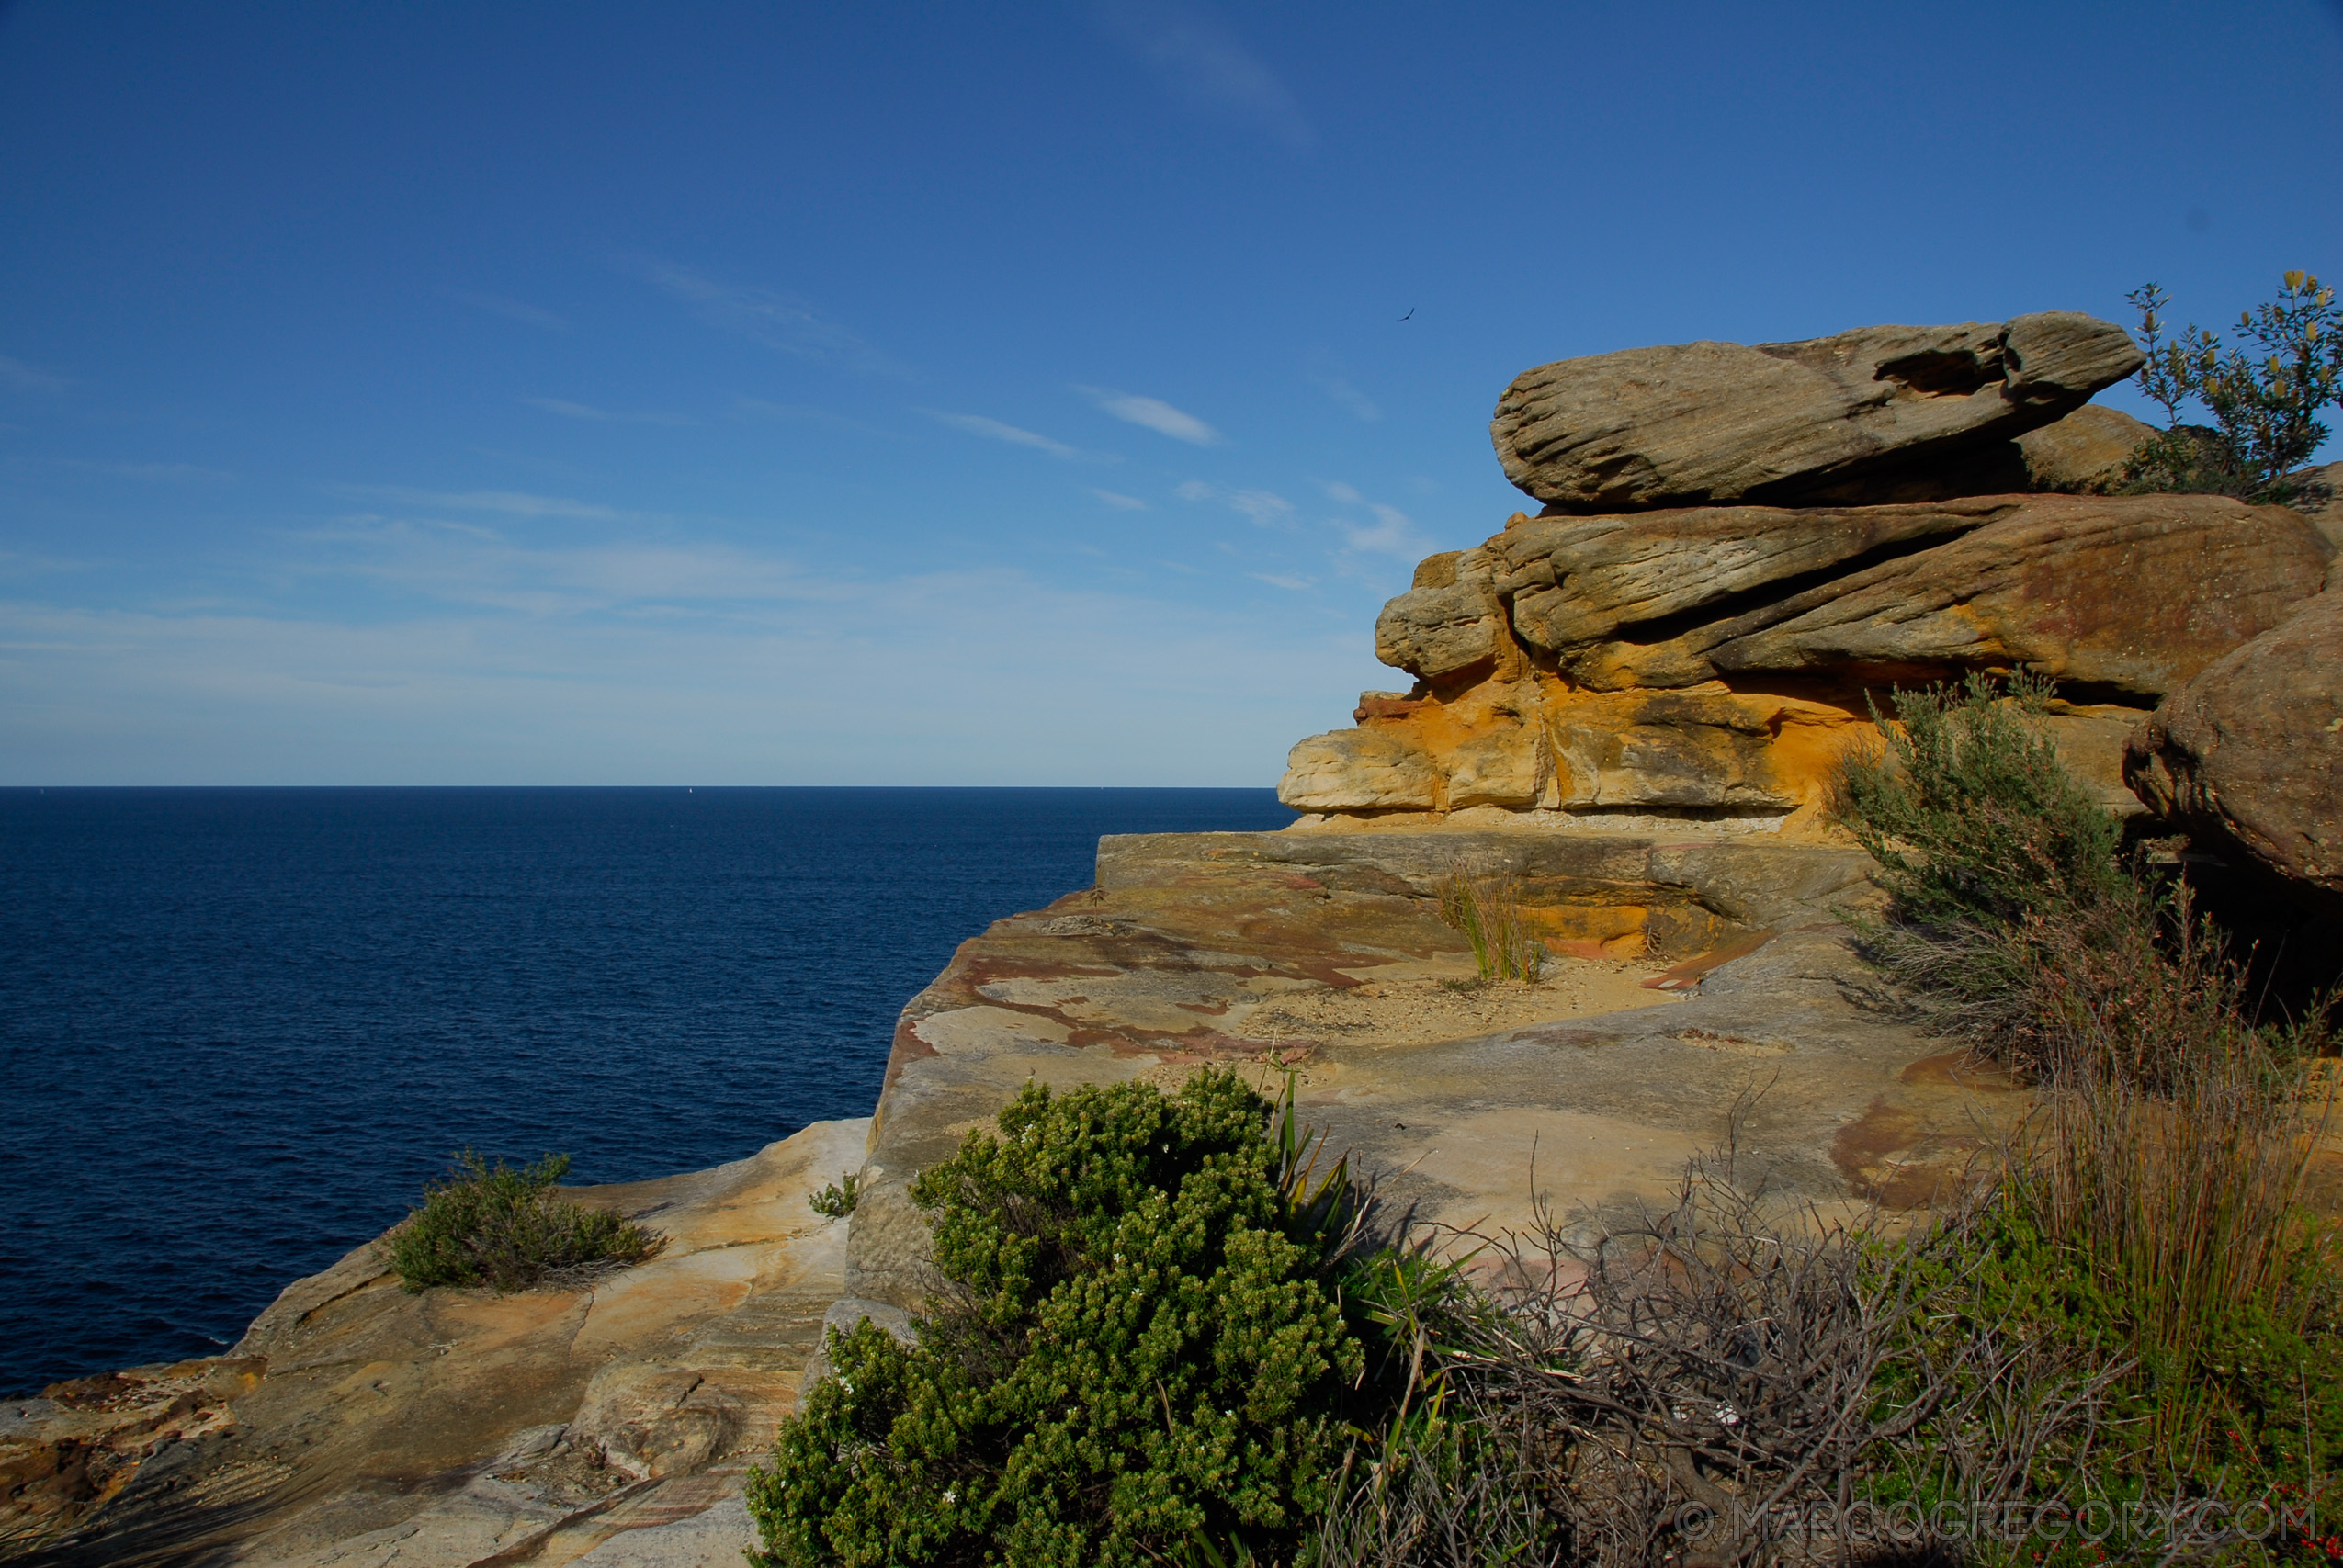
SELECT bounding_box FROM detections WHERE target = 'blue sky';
[3,1,2339,785]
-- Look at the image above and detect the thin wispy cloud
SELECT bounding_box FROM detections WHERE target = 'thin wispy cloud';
[1096,1,1317,153]
[0,354,66,393]
[642,262,907,378]
[1176,479,1293,525]
[1251,572,1313,591]
[1321,480,1364,504]
[732,398,889,437]
[0,555,1370,784]
[294,525,831,613]
[334,485,651,523]
[1078,386,1221,446]
[521,397,693,426]
[1092,489,1148,510]
[1313,374,1380,422]
[1340,502,1424,558]
[449,292,571,333]
[59,458,233,484]
[922,410,1081,460]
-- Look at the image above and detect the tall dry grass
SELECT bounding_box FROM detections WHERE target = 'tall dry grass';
[1436,870,1545,983]
[1834,673,2341,1484]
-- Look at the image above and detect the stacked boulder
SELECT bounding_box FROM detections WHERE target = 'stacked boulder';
[1282,312,2338,890]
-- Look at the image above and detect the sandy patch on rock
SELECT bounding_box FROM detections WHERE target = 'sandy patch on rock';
[1245,957,1681,1055]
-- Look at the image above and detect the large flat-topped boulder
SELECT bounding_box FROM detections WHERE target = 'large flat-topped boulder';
[845,830,2006,1311]
[1491,314,2143,512]
[2126,591,2343,900]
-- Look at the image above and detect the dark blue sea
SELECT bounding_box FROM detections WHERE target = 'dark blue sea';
[0,787,1290,1397]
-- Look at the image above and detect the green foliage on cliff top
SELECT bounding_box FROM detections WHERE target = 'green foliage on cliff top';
[2124,272,2343,503]
[745,1069,1368,1568]
[385,1150,663,1292]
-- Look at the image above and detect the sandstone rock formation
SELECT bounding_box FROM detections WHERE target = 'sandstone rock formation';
[2,1119,868,1567]
[1292,491,2328,829]
[844,830,2017,1314]
[2013,404,2156,493]
[2292,460,2343,562]
[1290,316,2336,833]
[2126,590,2343,899]
[1492,314,2144,512]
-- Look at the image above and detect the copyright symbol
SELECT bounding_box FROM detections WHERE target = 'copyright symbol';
[1674,1502,1716,1542]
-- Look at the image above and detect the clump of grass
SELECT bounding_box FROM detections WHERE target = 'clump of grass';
[385,1150,664,1293]
[2014,1053,2336,1465]
[807,1170,860,1219]
[1437,871,1545,983]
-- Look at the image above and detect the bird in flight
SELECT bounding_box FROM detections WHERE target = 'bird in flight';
[1398,308,1415,321]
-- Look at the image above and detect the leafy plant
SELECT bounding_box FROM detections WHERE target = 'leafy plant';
[1436,871,1545,982]
[384,1150,663,1292]
[2125,274,2343,503]
[1825,667,2343,1548]
[1827,671,2152,1075]
[809,1170,861,1219]
[746,1068,1372,1568]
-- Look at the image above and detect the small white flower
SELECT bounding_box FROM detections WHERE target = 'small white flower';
[944,1489,956,1504]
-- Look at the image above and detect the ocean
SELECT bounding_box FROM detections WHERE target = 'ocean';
[0,786,1292,1397]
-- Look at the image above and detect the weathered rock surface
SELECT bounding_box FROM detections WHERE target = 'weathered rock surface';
[1579,493,2327,699]
[2291,460,2343,562]
[1281,728,1442,812]
[2012,404,2156,493]
[2,1119,869,1568]
[1289,491,2326,829]
[1491,315,2143,512]
[2125,591,2343,898]
[844,829,2018,1311]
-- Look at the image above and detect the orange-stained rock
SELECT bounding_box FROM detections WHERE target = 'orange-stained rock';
[1285,490,2331,833]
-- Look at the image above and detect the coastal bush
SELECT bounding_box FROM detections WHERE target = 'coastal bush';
[745,1069,1370,1568]
[2123,273,2342,504]
[1828,671,2152,1077]
[1307,1152,2137,1566]
[808,1170,861,1219]
[385,1150,663,1292]
[1826,672,2342,1547]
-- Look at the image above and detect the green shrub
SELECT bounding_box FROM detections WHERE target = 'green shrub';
[746,1069,1368,1568]
[1881,1155,2343,1562]
[809,1170,861,1219]
[1824,668,2343,1555]
[1831,671,2126,933]
[2124,274,2342,504]
[1828,671,2154,1076]
[1829,670,2330,1083]
[384,1150,664,1292]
